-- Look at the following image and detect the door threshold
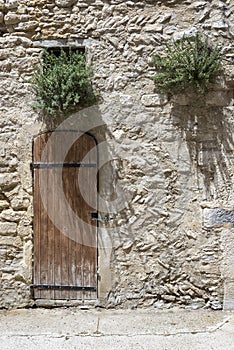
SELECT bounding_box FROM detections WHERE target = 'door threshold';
[34,299,97,309]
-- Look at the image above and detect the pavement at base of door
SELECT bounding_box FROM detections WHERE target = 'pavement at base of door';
[0,308,234,350]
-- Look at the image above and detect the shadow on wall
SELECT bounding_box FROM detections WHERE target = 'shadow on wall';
[38,104,135,249]
[170,90,234,201]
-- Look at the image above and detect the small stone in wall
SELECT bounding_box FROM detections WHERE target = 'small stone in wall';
[141,94,168,107]
[212,21,229,30]
[4,12,20,25]
[55,0,77,7]
[206,91,231,106]
[10,197,30,210]
[0,222,17,235]
[204,208,234,228]
[1,60,11,72]
[15,21,38,31]
[193,1,208,9]
[173,27,198,41]
[144,24,163,32]
[5,0,18,9]
[122,241,133,252]
[119,94,134,107]
[225,65,234,87]
[210,299,222,310]
[0,0,5,10]
[0,200,9,210]
[161,294,176,302]
[172,94,190,106]
[0,173,19,189]
[0,209,24,222]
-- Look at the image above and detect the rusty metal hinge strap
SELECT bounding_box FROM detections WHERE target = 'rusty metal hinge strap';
[30,284,96,291]
[31,162,97,169]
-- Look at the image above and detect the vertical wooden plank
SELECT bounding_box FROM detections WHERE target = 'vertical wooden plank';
[33,135,40,299]
[67,167,80,299]
[34,133,48,299]
[44,132,54,299]
[33,168,41,299]
[52,132,63,299]
[53,133,63,300]
[53,168,62,300]
[80,134,97,300]
[46,169,55,300]
[34,133,49,299]
[60,166,70,300]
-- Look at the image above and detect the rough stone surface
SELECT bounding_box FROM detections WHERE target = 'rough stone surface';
[0,0,233,310]
[204,208,234,228]
[4,12,20,25]
[55,0,77,7]
[141,94,168,107]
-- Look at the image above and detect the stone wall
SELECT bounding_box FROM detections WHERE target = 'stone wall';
[0,0,233,309]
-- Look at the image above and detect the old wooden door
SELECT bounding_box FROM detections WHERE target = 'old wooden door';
[32,131,98,300]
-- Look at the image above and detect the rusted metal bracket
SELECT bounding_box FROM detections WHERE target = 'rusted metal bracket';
[31,162,97,169]
[30,284,96,291]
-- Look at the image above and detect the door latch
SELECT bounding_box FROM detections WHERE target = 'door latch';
[91,213,112,223]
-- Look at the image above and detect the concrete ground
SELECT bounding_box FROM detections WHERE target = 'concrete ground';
[0,308,234,350]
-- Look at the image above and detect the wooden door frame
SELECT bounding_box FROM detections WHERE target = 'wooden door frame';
[31,130,99,302]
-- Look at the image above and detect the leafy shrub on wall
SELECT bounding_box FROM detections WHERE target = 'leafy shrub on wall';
[32,49,96,123]
[153,34,223,94]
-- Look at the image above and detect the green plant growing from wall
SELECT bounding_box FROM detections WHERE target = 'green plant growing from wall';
[153,33,223,94]
[32,49,96,123]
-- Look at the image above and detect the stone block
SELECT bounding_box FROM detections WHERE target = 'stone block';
[173,27,198,41]
[226,65,234,87]
[5,0,18,9]
[221,229,234,279]
[144,24,163,32]
[0,209,24,222]
[141,94,168,107]
[4,12,20,25]
[172,94,190,106]
[11,197,30,210]
[212,21,228,30]
[0,200,9,210]
[0,49,8,60]
[119,94,134,107]
[203,208,234,228]
[0,236,21,247]
[0,222,17,235]
[193,1,207,9]
[15,21,38,31]
[0,59,11,72]
[0,173,20,189]
[206,91,231,106]
[122,240,133,252]
[55,0,76,7]
[0,0,5,10]
[223,280,234,310]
